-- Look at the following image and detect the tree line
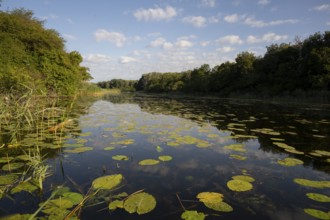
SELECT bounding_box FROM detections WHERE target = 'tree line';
[99,31,330,97]
[97,79,138,91]
[0,8,92,96]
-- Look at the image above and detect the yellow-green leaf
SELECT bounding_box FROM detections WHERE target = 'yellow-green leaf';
[92,174,123,190]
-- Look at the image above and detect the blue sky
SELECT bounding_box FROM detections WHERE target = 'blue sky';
[3,0,330,82]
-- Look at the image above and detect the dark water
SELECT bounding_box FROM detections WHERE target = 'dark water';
[1,94,330,220]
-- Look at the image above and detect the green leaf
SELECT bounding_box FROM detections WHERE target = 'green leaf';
[63,192,84,205]
[227,180,253,192]
[304,208,330,220]
[2,162,24,171]
[0,174,18,185]
[11,180,38,194]
[92,174,123,190]
[104,146,115,151]
[306,193,330,202]
[197,192,224,203]
[158,155,173,162]
[181,210,206,220]
[277,158,304,166]
[232,175,255,183]
[109,200,124,211]
[63,147,93,153]
[139,159,160,166]
[123,192,156,214]
[112,155,129,161]
[204,201,233,212]
[294,178,330,189]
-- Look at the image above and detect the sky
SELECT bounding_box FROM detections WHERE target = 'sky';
[2,0,330,82]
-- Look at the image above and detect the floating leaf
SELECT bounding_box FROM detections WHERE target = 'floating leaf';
[0,214,33,219]
[232,175,255,183]
[273,142,295,150]
[197,192,224,203]
[277,158,304,166]
[0,157,14,163]
[92,174,123,190]
[181,210,206,220]
[112,192,128,199]
[304,209,330,220]
[139,159,160,166]
[229,154,247,161]
[284,148,304,155]
[109,200,124,211]
[227,180,253,192]
[156,146,163,153]
[294,178,330,189]
[158,156,173,162]
[64,147,93,153]
[123,192,156,214]
[0,174,18,185]
[104,146,115,151]
[204,201,233,212]
[63,192,84,205]
[2,162,24,171]
[11,180,38,194]
[224,144,246,152]
[112,155,129,161]
[313,150,330,157]
[306,193,330,202]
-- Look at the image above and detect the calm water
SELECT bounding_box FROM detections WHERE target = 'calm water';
[1,94,330,220]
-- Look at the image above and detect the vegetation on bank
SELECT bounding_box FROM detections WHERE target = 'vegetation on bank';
[0,8,92,96]
[97,79,138,92]
[98,31,330,98]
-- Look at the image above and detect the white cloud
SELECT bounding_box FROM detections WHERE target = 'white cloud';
[133,6,177,21]
[183,16,207,27]
[149,37,174,49]
[120,56,138,64]
[216,46,235,53]
[201,0,216,7]
[314,4,330,11]
[247,33,288,44]
[175,39,193,48]
[224,14,240,23]
[244,16,298,27]
[258,0,270,5]
[327,21,330,26]
[200,41,210,47]
[84,54,112,63]
[216,35,243,45]
[94,29,126,47]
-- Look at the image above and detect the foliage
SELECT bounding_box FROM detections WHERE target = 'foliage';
[0,8,92,96]
[91,174,123,190]
[109,31,330,97]
[97,79,137,91]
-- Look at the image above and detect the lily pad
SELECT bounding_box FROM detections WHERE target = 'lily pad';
[2,162,24,171]
[109,200,124,211]
[306,193,330,202]
[277,158,304,166]
[229,154,247,161]
[112,155,129,161]
[284,148,304,155]
[158,155,173,162]
[0,174,18,185]
[11,180,38,194]
[313,150,330,157]
[197,192,224,203]
[64,147,93,153]
[204,201,233,212]
[294,178,330,189]
[92,174,123,190]
[123,192,156,214]
[224,144,246,152]
[63,192,84,205]
[273,142,295,150]
[232,175,255,183]
[139,159,160,166]
[181,210,206,220]
[227,179,253,192]
[104,146,115,151]
[304,208,330,220]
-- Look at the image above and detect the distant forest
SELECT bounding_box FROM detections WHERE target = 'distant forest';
[98,31,330,97]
